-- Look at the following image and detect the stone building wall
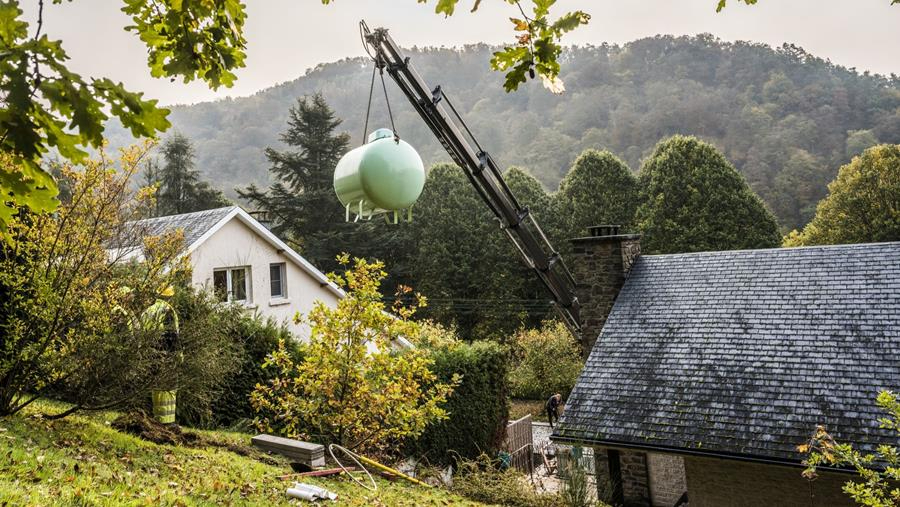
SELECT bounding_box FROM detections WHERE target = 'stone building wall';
[684,455,853,507]
[647,453,687,506]
[620,450,651,506]
[569,232,641,356]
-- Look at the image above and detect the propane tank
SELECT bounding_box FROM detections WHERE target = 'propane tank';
[333,128,425,221]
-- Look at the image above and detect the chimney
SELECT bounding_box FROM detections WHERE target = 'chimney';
[570,225,641,357]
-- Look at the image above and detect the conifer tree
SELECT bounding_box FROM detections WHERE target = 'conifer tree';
[151,133,230,216]
[238,94,355,270]
[553,149,639,249]
[636,135,781,254]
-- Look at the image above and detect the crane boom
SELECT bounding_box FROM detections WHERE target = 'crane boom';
[361,22,581,333]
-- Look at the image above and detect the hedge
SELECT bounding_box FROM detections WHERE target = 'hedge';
[203,315,301,428]
[409,340,509,463]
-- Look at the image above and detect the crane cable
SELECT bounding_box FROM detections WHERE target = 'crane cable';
[360,20,399,145]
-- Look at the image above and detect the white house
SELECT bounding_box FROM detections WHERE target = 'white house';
[120,206,343,340]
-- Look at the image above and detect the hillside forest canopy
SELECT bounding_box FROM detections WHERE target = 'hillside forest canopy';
[104,35,900,233]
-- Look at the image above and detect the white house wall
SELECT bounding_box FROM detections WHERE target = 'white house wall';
[189,218,339,340]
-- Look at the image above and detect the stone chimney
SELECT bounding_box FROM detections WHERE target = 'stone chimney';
[569,225,641,357]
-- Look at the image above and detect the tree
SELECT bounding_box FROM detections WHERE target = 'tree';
[846,130,880,158]
[508,321,583,400]
[502,167,558,322]
[0,143,187,417]
[152,132,229,216]
[784,145,900,247]
[407,163,524,339]
[770,148,828,231]
[0,0,244,236]
[636,135,781,254]
[800,390,900,507]
[237,94,355,269]
[0,1,590,236]
[553,149,639,243]
[250,255,458,454]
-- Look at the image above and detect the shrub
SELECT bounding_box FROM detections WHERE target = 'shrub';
[251,256,458,455]
[169,289,291,428]
[0,145,188,418]
[509,322,583,400]
[204,314,300,428]
[136,286,244,427]
[410,339,510,463]
[451,454,563,507]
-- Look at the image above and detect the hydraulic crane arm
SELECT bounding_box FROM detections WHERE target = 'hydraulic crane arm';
[361,22,581,333]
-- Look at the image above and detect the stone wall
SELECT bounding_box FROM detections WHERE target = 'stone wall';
[569,233,641,356]
[684,455,854,507]
[647,453,687,506]
[592,447,655,507]
[620,450,651,506]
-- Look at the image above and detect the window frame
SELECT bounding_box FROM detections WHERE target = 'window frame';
[269,262,287,299]
[212,266,251,303]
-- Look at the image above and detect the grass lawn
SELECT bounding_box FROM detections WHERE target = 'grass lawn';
[0,400,486,506]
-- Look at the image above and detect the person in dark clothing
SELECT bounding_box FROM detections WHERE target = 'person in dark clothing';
[546,393,562,427]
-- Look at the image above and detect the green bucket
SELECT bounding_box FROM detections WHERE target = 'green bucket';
[151,390,177,424]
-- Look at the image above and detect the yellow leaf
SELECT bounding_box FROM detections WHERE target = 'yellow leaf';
[509,17,529,31]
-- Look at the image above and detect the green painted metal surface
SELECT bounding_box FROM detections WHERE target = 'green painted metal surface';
[333,128,425,218]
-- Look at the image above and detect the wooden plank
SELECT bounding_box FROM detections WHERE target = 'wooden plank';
[251,434,325,467]
[251,434,324,455]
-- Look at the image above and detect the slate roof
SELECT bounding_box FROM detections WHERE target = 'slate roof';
[553,242,900,463]
[116,206,236,250]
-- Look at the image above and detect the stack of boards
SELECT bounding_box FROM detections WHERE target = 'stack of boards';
[251,434,325,468]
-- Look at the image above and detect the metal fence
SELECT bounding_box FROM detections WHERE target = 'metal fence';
[557,445,596,478]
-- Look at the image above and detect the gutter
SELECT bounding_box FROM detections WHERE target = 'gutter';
[550,434,857,475]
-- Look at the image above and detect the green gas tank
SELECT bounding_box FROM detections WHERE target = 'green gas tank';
[334,128,425,220]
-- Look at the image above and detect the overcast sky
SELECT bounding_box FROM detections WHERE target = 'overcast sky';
[20,1,900,106]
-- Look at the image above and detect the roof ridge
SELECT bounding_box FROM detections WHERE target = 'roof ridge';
[642,240,900,259]
[137,205,237,222]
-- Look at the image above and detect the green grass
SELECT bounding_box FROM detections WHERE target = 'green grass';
[0,400,487,506]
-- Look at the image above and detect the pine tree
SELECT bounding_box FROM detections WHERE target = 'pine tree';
[153,133,230,216]
[238,94,355,270]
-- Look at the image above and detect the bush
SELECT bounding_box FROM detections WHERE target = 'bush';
[410,339,510,463]
[452,454,563,507]
[205,314,300,428]
[251,256,457,455]
[169,287,301,428]
[0,146,189,418]
[509,322,583,400]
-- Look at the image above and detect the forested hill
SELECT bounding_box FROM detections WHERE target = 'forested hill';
[106,35,900,231]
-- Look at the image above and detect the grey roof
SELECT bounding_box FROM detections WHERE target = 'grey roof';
[553,242,900,463]
[118,206,236,249]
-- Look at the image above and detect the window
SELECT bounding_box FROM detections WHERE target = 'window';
[213,267,250,302]
[213,270,228,302]
[270,263,286,298]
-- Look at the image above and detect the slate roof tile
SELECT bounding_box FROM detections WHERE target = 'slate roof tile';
[114,206,236,250]
[553,242,900,463]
